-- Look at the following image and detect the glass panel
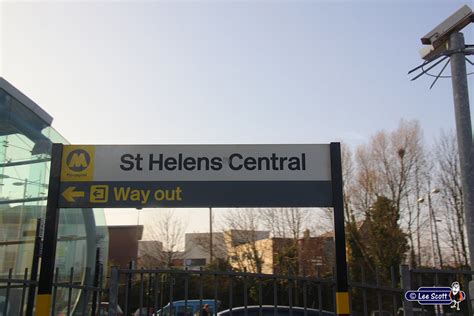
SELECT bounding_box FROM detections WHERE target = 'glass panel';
[0,82,109,314]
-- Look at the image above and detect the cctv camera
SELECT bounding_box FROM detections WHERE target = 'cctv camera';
[419,43,448,61]
[421,5,473,48]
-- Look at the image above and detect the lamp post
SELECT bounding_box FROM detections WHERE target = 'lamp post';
[417,188,441,268]
[418,188,443,316]
[428,188,444,269]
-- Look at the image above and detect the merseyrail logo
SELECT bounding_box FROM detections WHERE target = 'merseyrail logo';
[61,146,95,182]
[66,149,90,172]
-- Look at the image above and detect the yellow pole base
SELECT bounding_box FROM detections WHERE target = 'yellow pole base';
[336,291,350,315]
[35,294,52,316]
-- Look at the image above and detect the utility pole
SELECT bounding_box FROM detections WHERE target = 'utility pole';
[411,5,474,269]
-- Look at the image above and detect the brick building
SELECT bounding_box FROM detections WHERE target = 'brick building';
[108,225,143,268]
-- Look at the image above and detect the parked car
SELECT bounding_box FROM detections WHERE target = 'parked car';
[217,306,334,316]
[155,300,220,316]
[397,307,435,316]
[135,307,156,315]
[370,311,392,316]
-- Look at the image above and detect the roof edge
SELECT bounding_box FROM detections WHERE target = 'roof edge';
[0,77,53,126]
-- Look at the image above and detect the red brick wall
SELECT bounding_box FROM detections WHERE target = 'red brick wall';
[108,226,143,268]
[298,236,335,277]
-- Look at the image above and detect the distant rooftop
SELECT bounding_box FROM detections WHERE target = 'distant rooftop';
[108,225,144,240]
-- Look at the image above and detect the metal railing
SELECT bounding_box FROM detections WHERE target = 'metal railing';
[0,265,104,316]
[349,266,404,316]
[108,267,336,316]
[1,263,473,316]
[0,268,37,316]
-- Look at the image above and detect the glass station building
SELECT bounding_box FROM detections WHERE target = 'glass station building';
[0,77,108,314]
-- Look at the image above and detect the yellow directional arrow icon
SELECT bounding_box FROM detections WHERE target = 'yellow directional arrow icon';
[62,186,85,202]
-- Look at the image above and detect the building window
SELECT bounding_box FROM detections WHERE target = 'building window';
[185,258,206,266]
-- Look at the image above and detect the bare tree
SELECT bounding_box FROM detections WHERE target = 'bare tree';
[434,131,469,267]
[145,209,187,268]
[371,120,424,211]
[260,207,314,273]
[191,232,227,263]
[137,240,164,268]
[220,208,266,273]
[351,143,378,214]
[341,143,356,221]
[260,208,311,239]
[347,120,427,267]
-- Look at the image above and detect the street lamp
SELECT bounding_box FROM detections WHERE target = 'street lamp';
[417,188,442,268]
[418,188,444,316]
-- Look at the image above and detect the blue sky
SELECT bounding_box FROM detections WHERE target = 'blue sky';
[1,1,473,234]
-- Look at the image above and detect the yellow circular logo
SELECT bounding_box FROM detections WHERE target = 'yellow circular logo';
[66,149,91,172]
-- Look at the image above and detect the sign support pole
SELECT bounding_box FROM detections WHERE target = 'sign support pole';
[330,142,350,316]
[35,143,63,316]
[210,207,213,263]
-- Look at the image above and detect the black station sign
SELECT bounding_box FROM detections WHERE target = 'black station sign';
[58,144,333,208]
